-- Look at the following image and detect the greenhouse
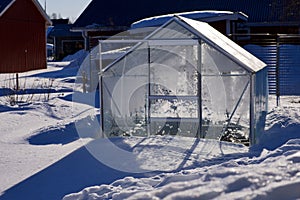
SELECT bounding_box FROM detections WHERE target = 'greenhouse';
[98,16,268,145]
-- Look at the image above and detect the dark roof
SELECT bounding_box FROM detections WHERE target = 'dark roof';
[48,24,82,37]
[74,0,300,28]
[51,18,69,26]
[0,0,14,16]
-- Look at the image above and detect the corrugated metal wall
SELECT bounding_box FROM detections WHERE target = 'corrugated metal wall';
[0,0,47,73]
[236,35,300,97]
[244,43,278,95]
[278,39,300,95]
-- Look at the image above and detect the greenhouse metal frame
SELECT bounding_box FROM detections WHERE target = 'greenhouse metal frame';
[98,16,268,145]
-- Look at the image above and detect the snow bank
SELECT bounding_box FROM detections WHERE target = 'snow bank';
[252,97,300,151]
[62,49,89,68]
[63,139,300,200]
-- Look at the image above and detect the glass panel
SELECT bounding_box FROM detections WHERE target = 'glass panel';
[201,68,250,140]
[100,43,134,69]
[150,45,198,96]
[146,43,200,137]
[220,79,250,142]
[202,43,247,75]
[201,75,227,139]
[254,68,268,143]
[228,90,250,141]
[79,45,100,91]
[150,98,198,118]
[102,43,149,137]
[150,119,199,137]
[149,21,196,39]
[200,41,251,141]
[104,43,148,76]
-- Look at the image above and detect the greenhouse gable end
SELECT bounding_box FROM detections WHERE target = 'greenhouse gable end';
[99,16,268,145]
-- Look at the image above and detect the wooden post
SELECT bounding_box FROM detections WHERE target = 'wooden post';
[16,73,19,91]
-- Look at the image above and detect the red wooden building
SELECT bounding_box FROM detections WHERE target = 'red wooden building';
[0,0,51,73]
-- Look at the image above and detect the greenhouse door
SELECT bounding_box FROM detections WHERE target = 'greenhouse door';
[147,40,202,138]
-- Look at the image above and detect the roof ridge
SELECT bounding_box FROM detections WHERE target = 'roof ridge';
[0,0,51,25]
[0,0,15,17]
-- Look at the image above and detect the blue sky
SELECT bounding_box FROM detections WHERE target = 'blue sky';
[37,0,92,22]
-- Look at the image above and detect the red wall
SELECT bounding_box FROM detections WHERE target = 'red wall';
[0,0,47,73]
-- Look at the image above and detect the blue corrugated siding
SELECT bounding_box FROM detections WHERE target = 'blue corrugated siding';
[244,44,277,95]
[279,45,300,95]
[244,44,300,95]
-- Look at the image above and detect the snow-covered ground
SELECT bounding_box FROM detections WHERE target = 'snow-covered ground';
[0,58,95,199]
[63,96,300,200]
[0,52,300,200]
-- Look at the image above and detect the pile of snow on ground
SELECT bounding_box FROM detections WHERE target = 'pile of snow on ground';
[63,139,300,200]
[62,50,89,68]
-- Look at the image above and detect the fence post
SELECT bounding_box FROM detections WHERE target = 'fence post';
[15,73,19,91]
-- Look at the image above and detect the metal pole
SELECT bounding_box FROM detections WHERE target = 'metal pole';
[219,80,250,140]
[197,40,203,139]
[100,75,105,137]
[99,41,104,136]
[249,74,255,145]
[147,43,151,137]
[99,41,103,72]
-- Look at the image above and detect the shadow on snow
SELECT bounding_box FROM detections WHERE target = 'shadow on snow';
[28,115,100,145]
[250,121,300,152]
[0,141,148,200]
[0,88,73,98]
[0,104,34,113]
[27,123,80,145]
[25,65,79,79]
[58,90,100,108]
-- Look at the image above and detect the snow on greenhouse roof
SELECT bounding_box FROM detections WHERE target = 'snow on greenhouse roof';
[131,10,247,29]
[175,16,266,72]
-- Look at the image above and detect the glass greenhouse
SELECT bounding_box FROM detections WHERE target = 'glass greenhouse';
[98,16,268,145]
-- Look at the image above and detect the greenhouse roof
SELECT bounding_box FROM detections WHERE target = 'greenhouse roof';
[175,16,266,72]
[102,16,266,74]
